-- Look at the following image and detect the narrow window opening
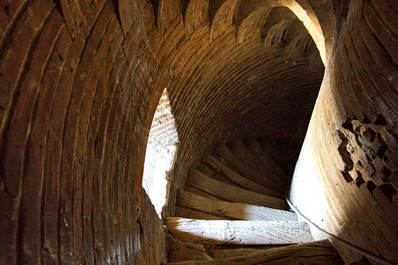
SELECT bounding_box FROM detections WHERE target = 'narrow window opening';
[143,88,179,218]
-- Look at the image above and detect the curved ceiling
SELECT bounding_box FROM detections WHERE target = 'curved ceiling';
[147,0,326,190]
[3,0,398,264]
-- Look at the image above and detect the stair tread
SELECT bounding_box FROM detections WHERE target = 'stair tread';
[259,137,297,176]
[185,186,223,201]
[207,247,271,259]
[215,144,285,193]
[168,234,212,263]
[195,162,215,178]
[167,240,343,265]
[186,169,288,209]
[229,139,267,173]
[243,136,288,181]
[169,137,338,264]
[202,154,279,195]
[196,161,239,187]
[177,190,297,221]
[175,206,223,220]
[228,139,286,187]
[165,217,314,245]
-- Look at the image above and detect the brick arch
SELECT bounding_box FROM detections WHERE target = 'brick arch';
[1,0,398,264]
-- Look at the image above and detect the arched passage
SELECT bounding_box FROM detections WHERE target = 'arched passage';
[0,0,397,264]
[143,88,178,217]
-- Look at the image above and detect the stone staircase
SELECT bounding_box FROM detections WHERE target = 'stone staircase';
[166,137,343,264]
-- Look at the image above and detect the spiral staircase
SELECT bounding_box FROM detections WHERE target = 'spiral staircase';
[165,137,343,264]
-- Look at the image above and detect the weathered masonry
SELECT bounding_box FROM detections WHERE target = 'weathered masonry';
[0,0,397,264]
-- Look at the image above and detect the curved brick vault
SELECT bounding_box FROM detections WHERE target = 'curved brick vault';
[0,0,397,264]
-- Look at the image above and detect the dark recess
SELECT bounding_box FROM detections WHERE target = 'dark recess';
[366,181,376,194]
[53,0,63,17]
[379,184,396,202]
[181,0,190,21]
[110,0,122,24]
[150,0,160,25]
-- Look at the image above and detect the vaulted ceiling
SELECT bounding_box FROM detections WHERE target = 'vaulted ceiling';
[1,0,397,264]
[137,0,330,197]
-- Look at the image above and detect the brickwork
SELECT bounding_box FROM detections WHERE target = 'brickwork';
[163,3,324,215]
[292,0,398,263]
[0,0,397,264]
[0,1,165,263]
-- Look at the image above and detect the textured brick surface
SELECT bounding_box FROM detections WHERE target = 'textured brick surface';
[0,0,166,264]
[0,0,397,264]
[293,0,398,263]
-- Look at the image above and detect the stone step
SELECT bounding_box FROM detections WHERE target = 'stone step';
[243,136,288,181]
[228,138,286,187]
[202,154,279,195]
[215,144,286,193]
[186,169,288,209]
[165,217,313,246]
[167,240,343,265]
[177,190,297,221]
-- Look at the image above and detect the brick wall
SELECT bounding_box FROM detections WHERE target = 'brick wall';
[160,1,325,215]
[0,1,326,263]
[1,0,396,264]
[292,0,398,263]
[0,0,166,263]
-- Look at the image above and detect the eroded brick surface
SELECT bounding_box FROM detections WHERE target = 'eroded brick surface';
[0,0,397,264]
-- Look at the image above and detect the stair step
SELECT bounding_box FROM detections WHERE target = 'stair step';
[202,154,278,195]
[185,186,222,201]
[177,190,297,221]
[195,162,215,178]
[186,169,288,209]
[215,144,285,193]
[243,136,288,181]
[259,137,297,176]
[229,139,267,173]
[207,247,268,259]
[167,240,343,265]
[167,234,212,262]
[169,136,325,264]
[165,217,313,245]
[229,139,286,187]
[175,206,223,220]
[196,161,239,187]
